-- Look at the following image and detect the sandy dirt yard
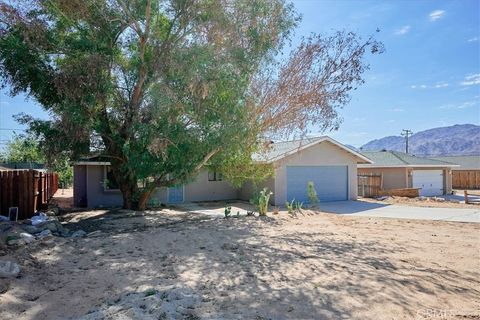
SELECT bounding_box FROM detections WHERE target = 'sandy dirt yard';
[0,205,479,320]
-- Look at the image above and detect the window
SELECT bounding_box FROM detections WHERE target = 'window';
[104,166,120,190]
[208,170,223,181]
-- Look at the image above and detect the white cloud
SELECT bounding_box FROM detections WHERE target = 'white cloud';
[429,10,445,21]
[410,83,449,89]
[385,119,396,123]
[438,100,478,109]
[468,37,479,42]
[389,108,405,112]
[460,74,480,86]
[0,101,10,106]
[394,25,410,35]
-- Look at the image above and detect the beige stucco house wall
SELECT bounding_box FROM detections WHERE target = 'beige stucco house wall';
[74,136,368,208]
[358,167,408,190]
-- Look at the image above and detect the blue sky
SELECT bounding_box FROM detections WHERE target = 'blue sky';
[0,0,479,148]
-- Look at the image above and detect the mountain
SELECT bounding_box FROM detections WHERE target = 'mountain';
[360,124,480,156]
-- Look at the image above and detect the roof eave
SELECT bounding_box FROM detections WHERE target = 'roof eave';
[358,164,460,168]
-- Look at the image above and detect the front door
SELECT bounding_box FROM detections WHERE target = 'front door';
[168,185,184,203]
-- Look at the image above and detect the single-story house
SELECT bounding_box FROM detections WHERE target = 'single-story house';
[431,155,480,189]
[73,136,372,208]
[358,151,459,197]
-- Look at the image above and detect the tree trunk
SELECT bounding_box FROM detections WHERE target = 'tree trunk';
[137,187,156,211]
[119,180,138,210]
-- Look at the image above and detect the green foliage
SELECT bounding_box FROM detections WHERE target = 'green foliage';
[285,199,294,215]
[285,198,303,215]
[2,134,44,163]
[257,188,273,216]
[307,181,319,207]
[1,133,73,187]
[295,200,303,212]
[224,206,232,218]
[144,288,157,297]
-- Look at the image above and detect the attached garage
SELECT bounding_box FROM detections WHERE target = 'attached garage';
[412,170,444,196]
[286,166,348,202]
[246,136,373,206]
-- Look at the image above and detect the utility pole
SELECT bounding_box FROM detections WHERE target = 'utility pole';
[401,129,413,153]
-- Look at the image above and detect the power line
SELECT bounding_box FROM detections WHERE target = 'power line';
[401,129,413,154]
[0,128,26,131]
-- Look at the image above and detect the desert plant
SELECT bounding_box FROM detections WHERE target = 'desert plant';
[224,206,232,218]
[294,201,304,212]
[285,199,295,215]
[307,181,319,207]
[286,199,303,215]
[258,188,273,216]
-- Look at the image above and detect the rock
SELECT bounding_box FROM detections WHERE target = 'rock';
[87,230,102,237]
[45,222,58,233]
[31,214,49,226]
[36,229,53,240]
[0,280,9,294]
[0,222,12,233]
[19,233,35,244]
[7,238,26,246]
[221,243,239,251]
[0,260,20,278]
[71,230,87,238]
[22,224,44,234]
[0,216,9,222]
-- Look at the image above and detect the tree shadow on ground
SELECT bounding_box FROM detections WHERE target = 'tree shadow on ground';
[1,207,479,320]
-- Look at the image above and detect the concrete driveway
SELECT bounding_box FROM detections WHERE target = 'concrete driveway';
[320,201,480,223]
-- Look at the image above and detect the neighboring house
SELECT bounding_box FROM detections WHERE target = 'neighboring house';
[431,155,480,189]
[358,151,459,197]
[73,136,371,207]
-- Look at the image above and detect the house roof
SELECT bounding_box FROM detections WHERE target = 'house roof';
[74,155,112,165]
[253,136,373,164]
[430,155,480,170]
[75,136,373,166]
[358,151,459,168]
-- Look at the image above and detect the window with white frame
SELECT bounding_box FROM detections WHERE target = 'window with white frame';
[208,170,223,181]
[104,166,120,190]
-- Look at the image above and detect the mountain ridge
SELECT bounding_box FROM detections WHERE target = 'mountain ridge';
[360,124,480,156]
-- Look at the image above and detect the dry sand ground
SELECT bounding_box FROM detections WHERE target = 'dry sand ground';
[0,204,479,320]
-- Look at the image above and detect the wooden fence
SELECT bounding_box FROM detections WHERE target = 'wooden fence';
[0,169,59,220]
[452,170,480,190]
[358,174,382,197]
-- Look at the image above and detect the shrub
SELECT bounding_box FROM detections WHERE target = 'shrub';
[285,198,303,215]
[224,206,232,218]
[307,181,319,207]
[285,199,295,215]
[258,188,273,216]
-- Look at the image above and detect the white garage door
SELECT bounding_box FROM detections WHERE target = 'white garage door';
[286,166,348,203]
[412,170,444,197]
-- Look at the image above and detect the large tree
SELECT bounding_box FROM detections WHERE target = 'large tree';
[0,0,382,209]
